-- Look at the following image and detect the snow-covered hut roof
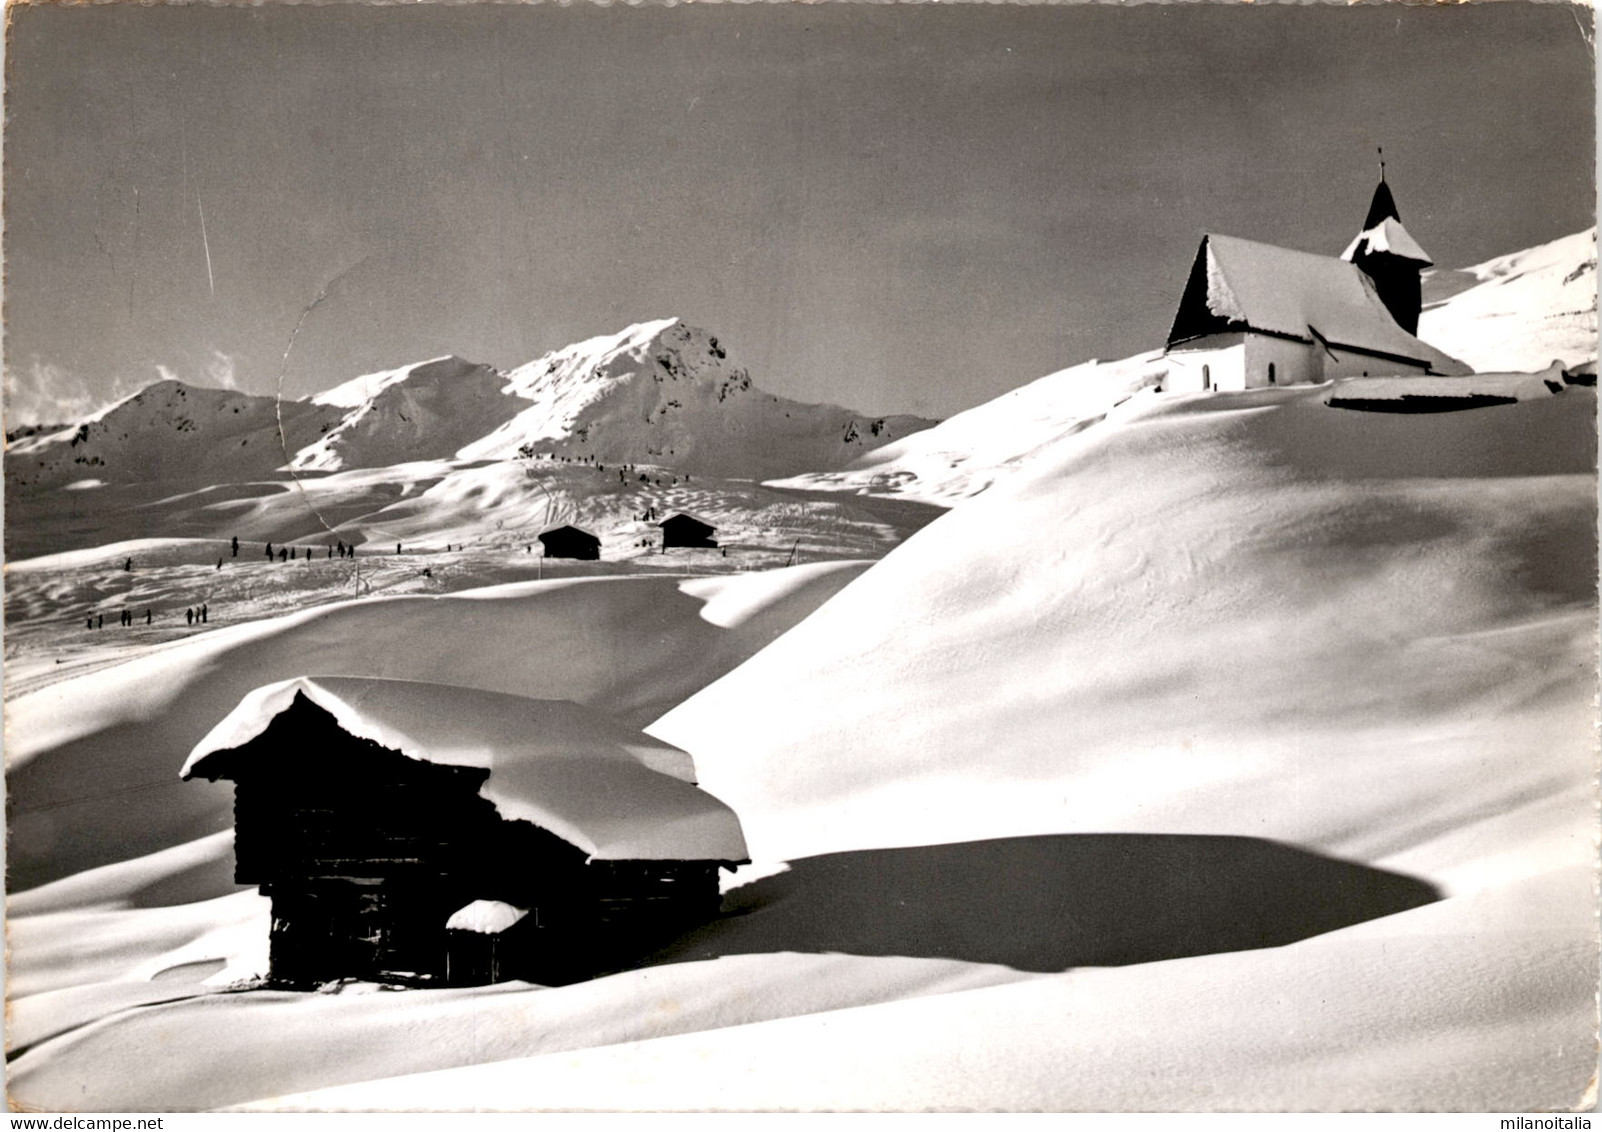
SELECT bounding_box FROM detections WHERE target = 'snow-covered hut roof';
[1167,234,1468,374]
[446,900,530,935]
[658,512,715,532]
[181,676,748,863]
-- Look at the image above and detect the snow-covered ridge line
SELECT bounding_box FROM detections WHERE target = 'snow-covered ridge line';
[768,351,1171,506]
[1418,227,1597,373]
[309,355,500,409]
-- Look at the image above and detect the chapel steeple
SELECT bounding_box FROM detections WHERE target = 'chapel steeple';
[1341,150,1433,334]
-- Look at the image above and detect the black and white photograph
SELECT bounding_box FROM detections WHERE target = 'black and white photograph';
[3,0,1597,1113]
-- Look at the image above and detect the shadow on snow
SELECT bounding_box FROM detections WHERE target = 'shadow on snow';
[650,833,1440,973]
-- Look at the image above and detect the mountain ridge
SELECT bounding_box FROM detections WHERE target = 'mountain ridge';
[6,318,937,490]
[1417,227,1597,373]
[5,380,344,491]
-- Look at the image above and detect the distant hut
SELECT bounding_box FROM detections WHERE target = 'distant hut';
[537,524,601,561]
[658,513,718,550]
[181,676,748,989]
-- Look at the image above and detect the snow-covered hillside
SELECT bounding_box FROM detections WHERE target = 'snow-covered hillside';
[8,384,1594,1110]
[458,319,934,479]
[658,385,1597,866]
[772,351,1169,506]
[1419,227,1598,373]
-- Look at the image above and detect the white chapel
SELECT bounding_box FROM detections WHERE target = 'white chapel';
[1162,174,1471,393]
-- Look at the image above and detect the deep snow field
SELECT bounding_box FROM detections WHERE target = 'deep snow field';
[5,232,1599,1111]
[2,464,938,698]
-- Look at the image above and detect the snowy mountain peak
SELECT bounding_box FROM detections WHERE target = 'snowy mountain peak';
[65,376,247,428]
[498,318,746,405]
[6,375,344,490]
[458,318,930,478]
[533,316,691,364]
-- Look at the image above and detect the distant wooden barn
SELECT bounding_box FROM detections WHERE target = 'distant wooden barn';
[538,524,600,560]
[181,676,748,989]
[659,513,717,550]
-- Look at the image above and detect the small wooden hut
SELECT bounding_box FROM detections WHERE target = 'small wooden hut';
[659,513,718,550]
[444,900,535,985]
[181,676,748,989]
[538,525,601,560]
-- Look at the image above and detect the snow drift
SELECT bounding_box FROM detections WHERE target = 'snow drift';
[658,385,1597,873]
[243,862,1593,1112]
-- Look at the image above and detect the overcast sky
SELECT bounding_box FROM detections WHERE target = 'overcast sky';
[4,2,1594,423]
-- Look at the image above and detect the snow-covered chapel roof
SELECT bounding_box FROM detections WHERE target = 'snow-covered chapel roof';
[1167,234,1468,374]
[1342,217,1433,267]
[181,675,748,863]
